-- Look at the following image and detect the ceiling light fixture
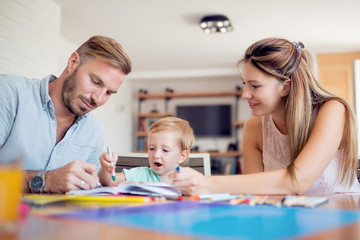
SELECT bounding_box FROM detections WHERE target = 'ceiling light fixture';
[200,14,233,34]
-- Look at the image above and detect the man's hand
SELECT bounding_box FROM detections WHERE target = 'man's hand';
[43,160,99,193]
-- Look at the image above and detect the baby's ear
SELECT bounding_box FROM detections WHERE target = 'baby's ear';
[178,150,189,165]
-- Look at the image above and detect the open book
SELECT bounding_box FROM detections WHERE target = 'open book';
[67,182,182,198]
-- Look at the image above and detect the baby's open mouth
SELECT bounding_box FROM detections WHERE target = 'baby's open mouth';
[154,162,162,167]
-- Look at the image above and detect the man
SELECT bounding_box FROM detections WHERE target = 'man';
[0,36,131,193]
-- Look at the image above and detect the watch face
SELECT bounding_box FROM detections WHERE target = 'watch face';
[30,176,44,190]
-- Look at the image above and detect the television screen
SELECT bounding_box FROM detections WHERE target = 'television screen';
[176,105,232,137]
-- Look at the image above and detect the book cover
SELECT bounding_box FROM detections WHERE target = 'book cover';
[139,118,147,132]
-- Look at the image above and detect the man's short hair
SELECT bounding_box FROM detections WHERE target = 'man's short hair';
[76,35,131,74]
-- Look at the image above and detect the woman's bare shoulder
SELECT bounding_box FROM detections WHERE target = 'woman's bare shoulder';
[244,116,262,130]
[317,99,346,119]
[243,116,263,144]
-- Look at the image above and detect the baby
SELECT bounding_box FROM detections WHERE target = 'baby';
[98,117,194,186]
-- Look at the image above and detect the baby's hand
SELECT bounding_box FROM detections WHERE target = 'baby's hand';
[99,151,118,175]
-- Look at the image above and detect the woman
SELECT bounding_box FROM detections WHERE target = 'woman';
[173,37,360,195]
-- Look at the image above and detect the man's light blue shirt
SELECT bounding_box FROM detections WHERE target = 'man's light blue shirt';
[0,74,103,171]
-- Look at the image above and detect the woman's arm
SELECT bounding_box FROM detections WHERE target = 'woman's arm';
[213,100,346,194]
[174,100,346,195]
[288,100,346,192]
[242,116,264,173]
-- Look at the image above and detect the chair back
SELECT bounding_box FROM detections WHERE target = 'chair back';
[116,153,211,176]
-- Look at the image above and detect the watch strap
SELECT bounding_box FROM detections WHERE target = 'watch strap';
[36,170,47,177]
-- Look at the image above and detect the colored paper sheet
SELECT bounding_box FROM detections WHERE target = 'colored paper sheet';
[23,194,153,206]
[52,201,360,240]
[23,194,80,205]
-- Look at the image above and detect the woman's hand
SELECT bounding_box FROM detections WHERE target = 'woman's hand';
[171,167,212,196]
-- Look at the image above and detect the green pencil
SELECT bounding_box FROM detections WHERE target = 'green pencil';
[107,146,116,181]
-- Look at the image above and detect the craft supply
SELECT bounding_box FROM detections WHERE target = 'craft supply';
[282,195,329,208]
[230,197,250,205]
[107,146,116,181]
[192,193,231,201]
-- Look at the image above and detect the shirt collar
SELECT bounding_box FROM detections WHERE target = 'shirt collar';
[40,75,56,107]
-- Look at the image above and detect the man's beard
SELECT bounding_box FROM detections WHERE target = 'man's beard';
[62,70,96,116]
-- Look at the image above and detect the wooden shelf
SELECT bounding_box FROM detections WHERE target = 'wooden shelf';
[135,131,148,137]
[135,89,245,166]
[137,112,171,118]
[138,90,243,99]
[139,114,244,127]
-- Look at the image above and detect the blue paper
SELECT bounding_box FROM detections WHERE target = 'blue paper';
[53,201,360,240]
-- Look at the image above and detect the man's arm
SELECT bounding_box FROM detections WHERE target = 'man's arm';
[0,76,18,147]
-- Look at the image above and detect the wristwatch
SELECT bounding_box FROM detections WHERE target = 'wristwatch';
[29,170,46,193]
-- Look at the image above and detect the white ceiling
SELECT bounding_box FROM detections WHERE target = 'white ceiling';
[53,0,360,80]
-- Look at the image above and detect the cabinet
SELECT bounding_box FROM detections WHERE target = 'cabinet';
[317,52,360,110]
[135,89,245,174]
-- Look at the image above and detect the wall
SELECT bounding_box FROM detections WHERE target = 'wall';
[0,0,134,153]
[92,78,133,153]
[0,0,60,78]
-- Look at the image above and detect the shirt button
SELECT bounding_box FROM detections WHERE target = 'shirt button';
[51,120,55,124]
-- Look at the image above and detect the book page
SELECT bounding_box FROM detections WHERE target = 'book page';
[67,186,119,195]
[118,182,181,197]
[67,182,181,197]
